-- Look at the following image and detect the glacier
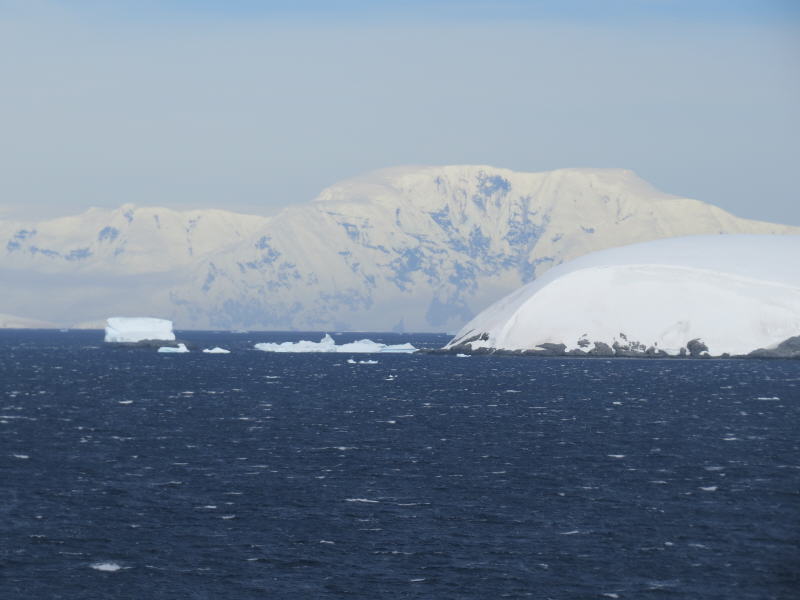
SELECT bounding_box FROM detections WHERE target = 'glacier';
[104,317,176,343]
[254,334,416,354]
[3,166,799,331]
[445,235,800,358]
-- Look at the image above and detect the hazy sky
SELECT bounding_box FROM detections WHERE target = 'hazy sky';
[1,0,798,224]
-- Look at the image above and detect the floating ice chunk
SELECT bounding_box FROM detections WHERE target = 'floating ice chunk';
[699,486,718,492]
[13,453,29,459]
[254,334,416,354]
[203,347,230,354]
[456,353,470,357]
[158,343,189,353]
[104,317,175,343]
[90,562,122,572]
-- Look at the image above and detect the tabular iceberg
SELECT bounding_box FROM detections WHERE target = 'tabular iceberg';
[254,334,416,354]
[104,317,176,343]
[445,235,800,358]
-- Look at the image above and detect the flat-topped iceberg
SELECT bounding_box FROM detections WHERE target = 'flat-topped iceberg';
[203,347,231,354]
[445,235,800,358]
[254,334,416,354]
[104,317,176,343]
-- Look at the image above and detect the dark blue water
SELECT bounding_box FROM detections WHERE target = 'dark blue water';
[2,330,798,599]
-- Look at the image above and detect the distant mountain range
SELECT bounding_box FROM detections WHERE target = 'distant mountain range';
[2,166,797,331]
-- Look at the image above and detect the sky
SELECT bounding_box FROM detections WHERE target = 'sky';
[1,0,798,224]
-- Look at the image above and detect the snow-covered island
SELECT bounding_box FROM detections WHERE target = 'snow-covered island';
[443,235,800,359]
[104,317,178,345]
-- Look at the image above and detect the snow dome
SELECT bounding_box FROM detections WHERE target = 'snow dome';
[445,235,800,357]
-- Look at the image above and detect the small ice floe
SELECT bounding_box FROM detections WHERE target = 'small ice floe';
[118,400,133,405]
[608,454,626,459]
[12,453,29,459]
[319,540,335,545]
[559,530,580,535]
[410,578,426,583]
[202,347,230,354]
[345,498,379,503]
[221,515,236,520]
[157,343,189,353]
[90,562,123,572]
[601,594,620,599]
[456,353,470,358]
[699,486,718,492]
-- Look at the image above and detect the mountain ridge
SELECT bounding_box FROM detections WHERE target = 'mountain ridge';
[2,166,797,330]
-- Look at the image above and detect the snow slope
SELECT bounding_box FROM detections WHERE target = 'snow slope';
[1,166,798,331]
[445,235,800,356]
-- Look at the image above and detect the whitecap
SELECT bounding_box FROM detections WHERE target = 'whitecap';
[699,486,718,492]
[345,498,379,503]
[12,453,29,459]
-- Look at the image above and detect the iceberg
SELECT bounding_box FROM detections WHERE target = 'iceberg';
[157,343,189,353]
[445,235,800,358]
[254,334,416,354]
[104,317,175,343]
[202,347,231,354]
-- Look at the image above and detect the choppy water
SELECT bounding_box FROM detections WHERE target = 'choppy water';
[2,330,799,599]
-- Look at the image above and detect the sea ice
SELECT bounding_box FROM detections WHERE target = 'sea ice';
[202,347,231,354]
[104,317,175,343]
[157,343,189,353]
[90,562,122,572]
[254,334,416,354]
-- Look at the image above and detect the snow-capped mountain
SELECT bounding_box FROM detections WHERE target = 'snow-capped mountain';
[1,166,798,330]
[444,235,800,357]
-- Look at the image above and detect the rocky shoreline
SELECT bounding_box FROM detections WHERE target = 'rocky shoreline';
[428,333,800,359]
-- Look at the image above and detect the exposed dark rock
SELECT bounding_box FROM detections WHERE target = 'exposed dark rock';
[687,338,709,357]
[522,343,566,356]
[588,342,614,356]
[432,334,800,360]
[748,336,800,359]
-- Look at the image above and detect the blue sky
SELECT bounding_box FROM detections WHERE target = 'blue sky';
[1,0,798,223]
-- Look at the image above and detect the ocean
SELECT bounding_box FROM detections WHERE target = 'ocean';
[2,330,798,599]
